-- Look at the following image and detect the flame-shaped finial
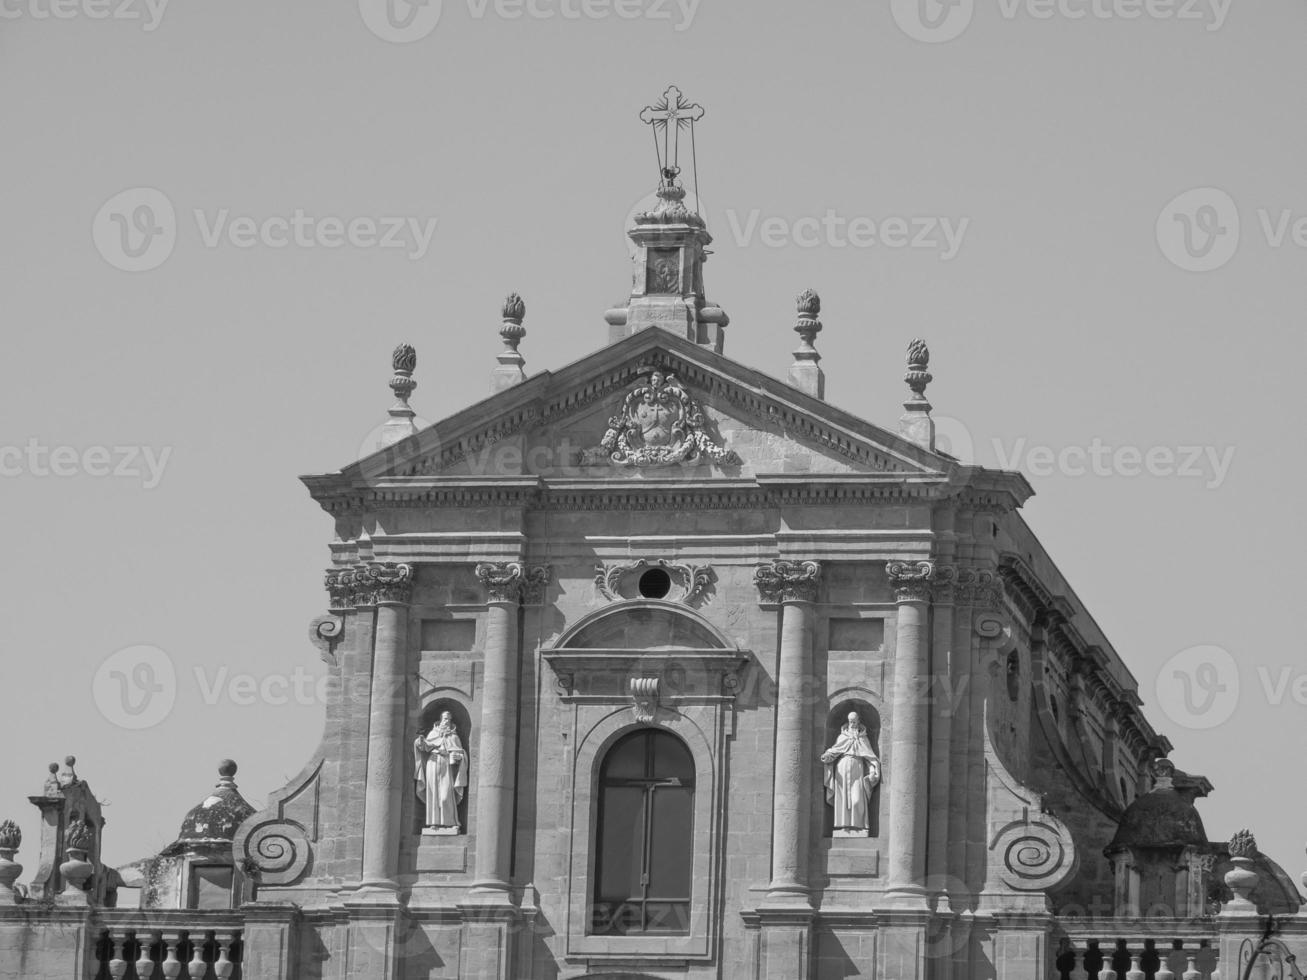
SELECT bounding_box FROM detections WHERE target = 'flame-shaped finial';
[392,344,416,374]
[0,821,20,851]
[64,819,94,852]
[1228,829,1257,859]
[502,292,526,324]
[796,289,821,318]
[905,339,933,399]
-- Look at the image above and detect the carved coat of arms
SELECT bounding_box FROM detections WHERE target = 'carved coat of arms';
[583,371,741,467]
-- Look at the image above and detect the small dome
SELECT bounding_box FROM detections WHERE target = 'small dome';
[1109,759,1211,851]
[164,760,255,854]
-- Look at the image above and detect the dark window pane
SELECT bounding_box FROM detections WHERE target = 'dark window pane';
[644,902,691,933]
[647,786,693,899]
[602,732,648,779]
[188,865,233,910]
[651,735,695,784]
[597,786,645,900]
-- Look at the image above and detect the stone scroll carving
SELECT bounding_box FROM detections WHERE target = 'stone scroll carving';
[581,370,741,467]
[595,558,712,605]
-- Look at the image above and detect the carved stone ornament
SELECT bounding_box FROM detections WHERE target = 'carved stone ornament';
[629,677,660,723]
[308,614,345,666]
[475,562,552,604]
[596,558,712,604]
[886,559,936,603]
[754,560,822,604]
[325,562,413,608]
[581,370,741,468]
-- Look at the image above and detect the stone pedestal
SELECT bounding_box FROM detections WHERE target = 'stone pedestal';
[344,903,402,980]
[241,902,302,979]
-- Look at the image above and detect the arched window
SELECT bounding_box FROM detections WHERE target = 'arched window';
[592,729,695,936]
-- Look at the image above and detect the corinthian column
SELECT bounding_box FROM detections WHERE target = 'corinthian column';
[358,562,414,893]
[885,559,934,908]
[755,560,822,904]
[470,562,549,899]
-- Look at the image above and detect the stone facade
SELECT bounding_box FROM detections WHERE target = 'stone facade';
[2,136,1305,980]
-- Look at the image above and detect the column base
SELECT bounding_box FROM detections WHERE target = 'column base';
[882,884,931,910]
[349,880,401,905]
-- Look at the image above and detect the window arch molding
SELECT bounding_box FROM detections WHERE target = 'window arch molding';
[565,708,725,963]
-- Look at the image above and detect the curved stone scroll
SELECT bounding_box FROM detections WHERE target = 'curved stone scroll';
[982,692,1079,910]
[232,759,322,890]
[309,613,345,667]
[237,819,312,886]
[989,814,1076,893]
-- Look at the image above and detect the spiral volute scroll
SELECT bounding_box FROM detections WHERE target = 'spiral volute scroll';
[240,820,312,886]
[990,814,1076,893]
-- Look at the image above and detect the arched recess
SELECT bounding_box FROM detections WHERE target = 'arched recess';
[555,599,734,652]
[412,695,472,835]
[821,697,882,838]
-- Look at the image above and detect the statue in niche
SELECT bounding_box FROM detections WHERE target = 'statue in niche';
[414,711,468,835]
[821,711,881,838]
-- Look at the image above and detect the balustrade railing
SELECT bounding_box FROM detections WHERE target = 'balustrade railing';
[1053,921,1220,979]
[92,911,243,980]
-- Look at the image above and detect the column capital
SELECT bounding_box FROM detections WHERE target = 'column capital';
[475,561,552,604]
[886,559,936,603]
[754,560,822,604]
[325,562,413,609]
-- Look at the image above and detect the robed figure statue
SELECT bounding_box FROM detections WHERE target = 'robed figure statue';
[414,711,468,834]
[820,711,881,837]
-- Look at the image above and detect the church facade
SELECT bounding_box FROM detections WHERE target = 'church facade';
[2,91,1305,980]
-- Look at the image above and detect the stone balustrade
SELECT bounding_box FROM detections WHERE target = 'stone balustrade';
[93,913,243,980]
[1053,922,1220,979]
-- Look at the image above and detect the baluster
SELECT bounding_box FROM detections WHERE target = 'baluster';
[161,933,184,980]
[137,931,159,980]
[1099,940,1119,980]
[214,932,237,980]
[107,933,129,980]
[1156,947,1176,980]
[1125,951,1146,980]
[1067,942,1090,980]
[186,933,208,980]
[1182,953,1201,980]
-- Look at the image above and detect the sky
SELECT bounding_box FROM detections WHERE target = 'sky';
[1,0,1304,892]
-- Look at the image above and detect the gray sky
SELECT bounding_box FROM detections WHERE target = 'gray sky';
[2,0,1304,888]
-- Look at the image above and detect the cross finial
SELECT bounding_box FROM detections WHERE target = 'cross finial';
[640,85,704,189]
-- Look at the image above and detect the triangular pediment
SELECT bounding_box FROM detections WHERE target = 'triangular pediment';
[329,329,954,487]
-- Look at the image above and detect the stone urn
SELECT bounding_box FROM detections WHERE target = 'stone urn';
[0,820,22,904]
[59,820,95,899]
[1223,828,1260,911]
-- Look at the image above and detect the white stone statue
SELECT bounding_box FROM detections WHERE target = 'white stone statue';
[820,711,881,838]
[413,712,467,835]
